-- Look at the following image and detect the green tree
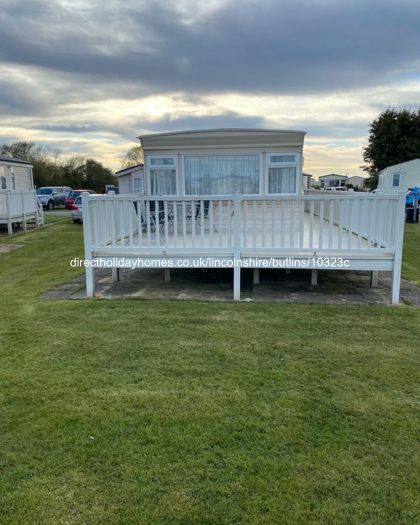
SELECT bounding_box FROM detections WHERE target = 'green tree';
[362,108,420,190]
[60,155,87,189]
[0,141,61,188]
[120,144,144,169]
[1,141,117,191]
[84,159,117,193]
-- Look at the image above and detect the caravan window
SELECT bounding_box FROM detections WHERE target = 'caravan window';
[184,155,260,196]
[267,153,299,194]
[392,173,401,188]
[147,156,178,195]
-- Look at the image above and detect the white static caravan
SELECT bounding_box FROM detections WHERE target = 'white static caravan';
[318,173,348,188]
[138,128,305,196]
[377,159,420,193]
[302,173,313,190]
[347,176,367,191]
[81,129,406,304]
[115,163,145,194]
[0,154,34,190]
[0,154,43,234]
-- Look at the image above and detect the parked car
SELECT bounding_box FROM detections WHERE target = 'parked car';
[36,186,72,210]
[65,189,96,209]
[71,195,85,223]
[325,186,347,191]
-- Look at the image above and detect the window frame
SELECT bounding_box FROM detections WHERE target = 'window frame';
[181,153,262,197]
[132,176,144,193]
[266,152,300,195]
[0,166,5,189]
[146,155,178,196]
[392,172,401,188]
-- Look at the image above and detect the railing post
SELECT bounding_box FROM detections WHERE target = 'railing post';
[82,193,95,297]
[391,191,406,305]
[233,192,242,301]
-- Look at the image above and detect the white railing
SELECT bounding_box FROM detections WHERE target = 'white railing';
[84,196,236,253]
[0,190,38,217]
[82,191,406,256]
[303,190,397,250]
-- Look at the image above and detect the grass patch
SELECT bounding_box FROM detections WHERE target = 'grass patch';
[0,220,420,524]
[402,224,420,286]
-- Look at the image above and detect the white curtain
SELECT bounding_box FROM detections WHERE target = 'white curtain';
[133,177,143,192]
[150,169,177,195]
[268,167,296,194]
[184,155,260,195]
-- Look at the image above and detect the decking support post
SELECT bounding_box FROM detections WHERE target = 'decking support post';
[233,192,242,301]
[370,271,378,287]
[391,191,406,305]
[112,268,120,282]
[5,191,12,235]
[86,266,95,297]
[285,269,291,274]
[253,268,259,284]
[311,269,318,286]
[82,193,95,298]
[164,268,171,282]
[35,193,40,228]
[21,192,27,231]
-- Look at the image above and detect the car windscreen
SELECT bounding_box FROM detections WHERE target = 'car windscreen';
[68,191,81,199]
[74,197,82,204]
[37,188,53,195]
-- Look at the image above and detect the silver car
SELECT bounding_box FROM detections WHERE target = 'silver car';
[71,195,84,223]
[37,186,72,209]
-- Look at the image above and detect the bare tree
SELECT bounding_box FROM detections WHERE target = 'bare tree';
[120,144,144,169]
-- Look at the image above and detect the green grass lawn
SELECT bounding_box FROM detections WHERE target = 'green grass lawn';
[1,219,420,524]
[402,224,420,286]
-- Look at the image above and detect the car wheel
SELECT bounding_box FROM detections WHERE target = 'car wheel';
[47,200,54,210]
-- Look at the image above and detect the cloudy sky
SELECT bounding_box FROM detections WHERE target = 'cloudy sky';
[1,0,420,179]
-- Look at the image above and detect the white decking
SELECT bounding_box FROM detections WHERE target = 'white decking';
[0,190,44,234]
[82,191,406,303]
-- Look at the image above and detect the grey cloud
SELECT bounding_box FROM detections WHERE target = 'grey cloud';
[28,112,266,141]
[1,0,420,97]
[39,124,103,134]
[134,113,266,134]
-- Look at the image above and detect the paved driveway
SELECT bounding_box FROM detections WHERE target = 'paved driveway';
[43,209,72,216]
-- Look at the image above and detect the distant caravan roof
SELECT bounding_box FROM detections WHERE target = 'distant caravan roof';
[138,128,306,150]
[319,173,348,179]
[115,163,144,176]
[0,154,32,165]
[380,158,420,172]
